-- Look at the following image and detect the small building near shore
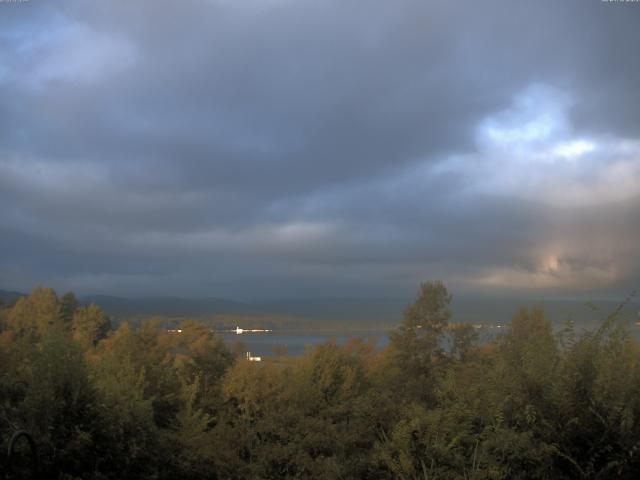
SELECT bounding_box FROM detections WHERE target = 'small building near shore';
[246,352,262,362]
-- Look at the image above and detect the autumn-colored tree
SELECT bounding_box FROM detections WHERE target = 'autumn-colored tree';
[96,320,181,430]
[91,352,161,479]
[21,328,99,477]
[6,287,61,339]
[71,303,111,349]
[174,319,233,404]
[2,285,640,479]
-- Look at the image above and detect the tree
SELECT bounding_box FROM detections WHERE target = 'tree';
[6,287,60,339]
[213,342,383,479]
[71,303,111,349]
[22,328,98,477]
[58,291,79,327]
[403,281,452,334]
[175,319,233,401]
[449,323,479,362]
[388,281,452,398]
[497,307,558,401]
[91,353,160,479]
[96,320,181,430]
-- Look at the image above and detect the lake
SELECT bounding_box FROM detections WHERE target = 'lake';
[221,329,391,357]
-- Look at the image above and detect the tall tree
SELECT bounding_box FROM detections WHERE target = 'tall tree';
[389,281,452,386]
[6,287,60,339]
[72,303,111,349]
[175,319,233,411]
[58,291,79,327]
[22,328,98,477]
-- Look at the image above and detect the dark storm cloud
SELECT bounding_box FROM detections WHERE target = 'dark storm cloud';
[1,0,639,298]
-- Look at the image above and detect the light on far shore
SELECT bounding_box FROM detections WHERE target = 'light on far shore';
[232,326,272,335]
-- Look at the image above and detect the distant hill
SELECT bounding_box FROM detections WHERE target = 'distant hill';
[81,294,640,329]
[0,289,26,305]
[2,287,638,330]
[81,295,254,317]
[254,298,406,324]
[79,295,399,324]
[76,295,406,325]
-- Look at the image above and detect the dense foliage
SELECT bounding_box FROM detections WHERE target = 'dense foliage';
[1,283,639,479]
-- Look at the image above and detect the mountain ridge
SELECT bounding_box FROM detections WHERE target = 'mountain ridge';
[2,288,638,327]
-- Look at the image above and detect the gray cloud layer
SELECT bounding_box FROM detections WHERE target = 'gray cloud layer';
[1,0,639,299]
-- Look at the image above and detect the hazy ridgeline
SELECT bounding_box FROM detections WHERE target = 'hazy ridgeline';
[1,284,640,479]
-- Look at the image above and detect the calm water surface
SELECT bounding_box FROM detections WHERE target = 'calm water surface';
[221,329,391,357]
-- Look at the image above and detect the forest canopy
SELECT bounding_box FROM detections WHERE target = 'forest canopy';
[1,283,639,479]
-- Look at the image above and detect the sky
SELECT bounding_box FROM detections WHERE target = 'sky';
[1,0,639,301]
